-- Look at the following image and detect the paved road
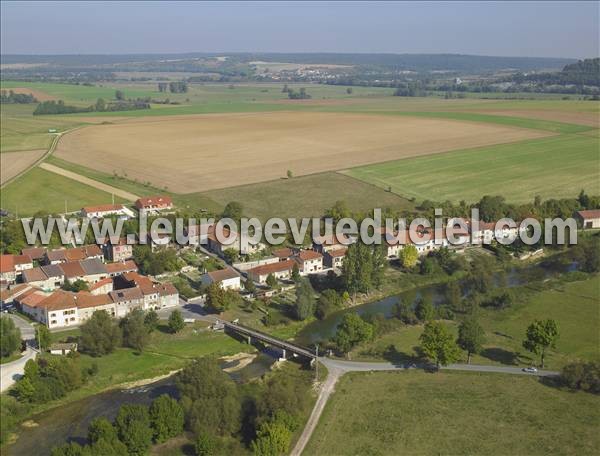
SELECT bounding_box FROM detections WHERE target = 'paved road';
[0,313,38,392]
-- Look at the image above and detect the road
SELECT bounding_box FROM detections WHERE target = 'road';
[0,313,38,392]
[290,357,558,455]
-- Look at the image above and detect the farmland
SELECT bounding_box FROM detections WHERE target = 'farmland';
[53,111,548,193]
[304,370,600,456]
[0,149,45,185]
[344,132,600,203]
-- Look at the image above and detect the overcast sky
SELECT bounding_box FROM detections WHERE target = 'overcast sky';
[1,1,598,58]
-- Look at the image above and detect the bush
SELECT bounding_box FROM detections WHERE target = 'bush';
[561,361,600,394]
[149,394,184,443]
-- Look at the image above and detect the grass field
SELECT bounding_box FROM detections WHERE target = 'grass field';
[343,133,600,204]
[53,111,547,193]
[350,275,600,369]
[0,167,126,216]
[305,370,600,456]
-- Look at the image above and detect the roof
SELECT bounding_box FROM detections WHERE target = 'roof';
[50,343,77,350]
[65,245,103,261]
[135,195,173,209]
[13,254,33,266]
[89,277,113,291]
[248,259,296,276]
[0,255,15,273]
[22,267,48,283]
[20,291,49,308]
[327,247,348,258]
[105,260,138,274]
[109,287,144,302]
[297,250,323,261]
[312,233,355,246]
[80,258,108,276]
[41,264,64,278]
[272,247,294,259]
[38,290,78,311]
[58,261,86,279]
[82,204,124,213]
[0,284,31,301]
[22,247,47,261]
[576,209,600,219]
[206,268,239,282]
[74,291,113,309]
[46,249,67,262]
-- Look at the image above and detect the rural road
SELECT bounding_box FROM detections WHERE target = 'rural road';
[39,162,140,201]
[290,357,559,455]
[0,313,38,392]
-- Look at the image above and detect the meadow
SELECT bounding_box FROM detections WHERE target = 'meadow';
[350,275,600,369]
[304,370,600,456]
[344,132,600,204]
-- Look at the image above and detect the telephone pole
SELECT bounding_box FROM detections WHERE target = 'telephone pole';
[315,344,319,382]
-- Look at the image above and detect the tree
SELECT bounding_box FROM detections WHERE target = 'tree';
[291,262,301,282]
[95,98,106,112]
[0,316,21,358]
[445,281,462,311]
[398,245,418,268]
[294,278,315,320]
[457,317,485,364]
[266,273,278,289]
[88,438,128,456]
[341,242,386,298]
[282,84,289,93]
[176,357,241,436]
[149,394,184,443]
[395,298,418,325]
[79,310,122,356]
[168,309,185,334]
[222,248,239,264]
[419,321,461,367]
[62,278,89,292]
[144,310,159,333]
[115,404,153,455]
[251,417,292,456]
[36,324,51,351]
[522,319,559,368]
[244,279,256,294]
[88,417,118,444]
[334,313,374,354]
[561,361,600,394]
[287,169,293,179]
[346,87,353,94]
[50,442,87,456]
[121,308,150,352]
[115,90,125,100]
[222,201,243,222]
[415,297,434,322]
[206,282,226,312]
[315,289,343,320]
[195,432,219,456]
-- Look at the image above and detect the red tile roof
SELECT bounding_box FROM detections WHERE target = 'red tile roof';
[59,261,86,279]
[82,204,124,213]
[327,247,348,258]
[272,248,294,259]
[135,195,173,209]
[0,255,15,273]
[576,209,600,219]
[89,277,113,291]
[74,292,113,309]
[22,247,47,261]
[248,259,296,276]
[297,250,323,261]
[105,260,138,274]
[207,268,239,282]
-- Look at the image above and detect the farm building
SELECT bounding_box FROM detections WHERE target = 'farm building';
[135,195,173,214]
[575,209,600,229]
[80,203,133,219]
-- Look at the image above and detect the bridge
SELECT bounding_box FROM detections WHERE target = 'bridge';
[220,320,316,360]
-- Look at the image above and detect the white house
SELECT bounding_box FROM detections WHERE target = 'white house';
[200,268,241,290]
[81,204,133,219]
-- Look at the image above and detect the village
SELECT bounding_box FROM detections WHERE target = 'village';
[3,195,597,331]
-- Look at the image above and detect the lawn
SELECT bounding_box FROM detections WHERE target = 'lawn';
[0,166,126,216]
[343,133,600,204]
[305,370,600,455]
[350,275,600,369]
[204,171,415,220]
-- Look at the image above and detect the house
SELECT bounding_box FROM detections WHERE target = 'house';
[312,233,355,253]
[185,223,213,246]
[49,343,78,355]
[135,196,173,214]
[45,245,104,265]
[81,204,133,219]
[247,259,296,284]
[109,287,145,317]
[105,260,138,277]
[59,261,87,283]
[118,272,179,310]
[75,292,116,321]
[89,277,114,295]
[200,268,241,290]
[324,247,347,269]
[0,284,32,306]
[272,247,295,261]
[104,238,134,262]
[0,254,33,284]
[21,247,47,263]
[79,258,109,284]
[19,290,53,324]
[575,209,600,229]
[22,264,65,290]
[207,226,265,257]
[294,250,323,275]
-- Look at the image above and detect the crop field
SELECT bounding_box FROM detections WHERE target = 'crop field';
[53,111,548,193]
[0,149,45,185]
[305,370,600,456]
[344,133,600,203]
[0,167,126,216]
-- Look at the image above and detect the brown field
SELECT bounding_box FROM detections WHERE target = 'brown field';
[54,111,549,193]
[0,149,45,185]
[5,87,56,101]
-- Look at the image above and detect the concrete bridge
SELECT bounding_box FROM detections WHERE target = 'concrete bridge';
[221,320,316,360]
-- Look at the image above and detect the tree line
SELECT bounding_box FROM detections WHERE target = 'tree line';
[0,90,37,103]
[158,81,188,93]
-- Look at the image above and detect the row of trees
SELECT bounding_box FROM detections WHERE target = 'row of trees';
[158,81,188,93]
[0,89,37,103]
[33,97,150,115]
[51,394,184,456]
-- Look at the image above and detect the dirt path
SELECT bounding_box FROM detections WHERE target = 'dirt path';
[39,162,140,201]
[290,365,343,456]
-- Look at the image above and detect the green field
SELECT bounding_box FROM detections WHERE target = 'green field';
[343,133,600,204]
[305,370,600,455]
[351,275,600,369]
[0,167,126,216]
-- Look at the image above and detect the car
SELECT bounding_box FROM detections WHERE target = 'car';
[523,367,538,373]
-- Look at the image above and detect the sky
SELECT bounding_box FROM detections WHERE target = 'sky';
[1,1,598,58]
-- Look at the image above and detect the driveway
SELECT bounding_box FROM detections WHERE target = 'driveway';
[1,313,37,392]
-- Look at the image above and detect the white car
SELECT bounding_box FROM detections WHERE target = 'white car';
[523,367,538,373]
